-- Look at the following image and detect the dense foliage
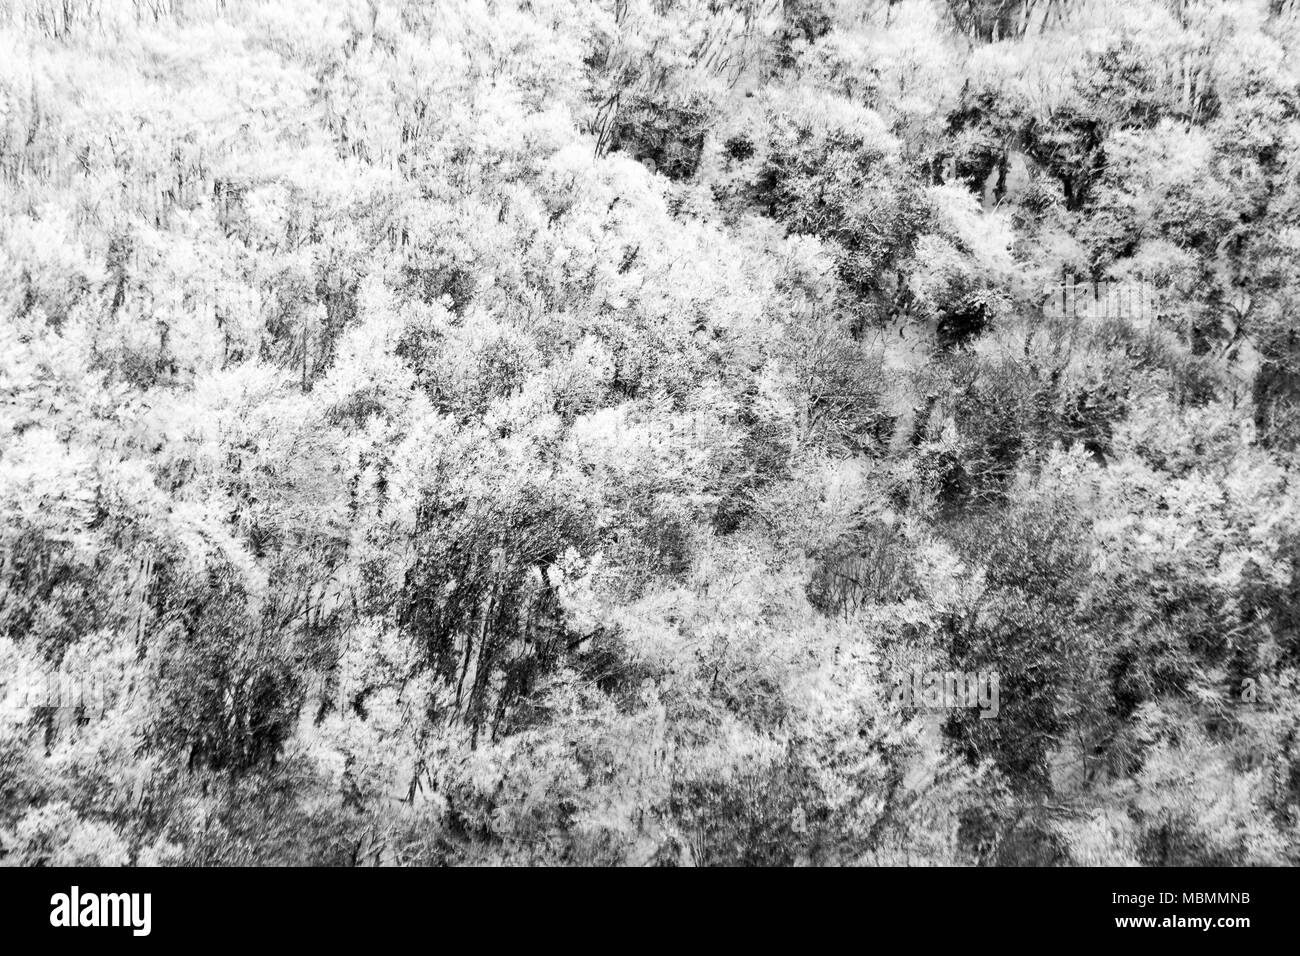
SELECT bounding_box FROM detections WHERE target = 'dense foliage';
[2,0,1300,866]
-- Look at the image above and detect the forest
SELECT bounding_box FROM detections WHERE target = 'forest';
[1,0,1299,866]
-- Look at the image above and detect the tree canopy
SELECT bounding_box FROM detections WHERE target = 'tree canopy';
[2,0,1300,866]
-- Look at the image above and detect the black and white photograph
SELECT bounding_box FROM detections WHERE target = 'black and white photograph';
[0,0,1293,934]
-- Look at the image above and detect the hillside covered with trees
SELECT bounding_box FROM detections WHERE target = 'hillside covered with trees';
[3,0,1300,866]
